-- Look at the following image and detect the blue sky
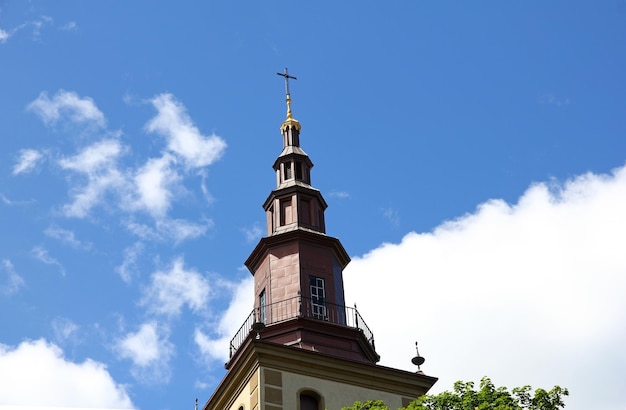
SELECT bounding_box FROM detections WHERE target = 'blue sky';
[1,2,625,410]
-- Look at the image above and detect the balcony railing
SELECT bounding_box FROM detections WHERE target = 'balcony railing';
[229,296,375,358]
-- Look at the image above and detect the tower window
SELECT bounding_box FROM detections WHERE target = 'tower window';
[284,162,292,180]
[295,161,303,180]
[259,290,266,324]
[280,198,292,226]
[300,199,311,226]
[268,205,275,233]
[309,277,326,320]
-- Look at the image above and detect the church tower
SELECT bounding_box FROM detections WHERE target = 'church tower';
[203,70,437,410]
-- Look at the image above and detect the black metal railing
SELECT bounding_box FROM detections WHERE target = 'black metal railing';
[229,295,375,358]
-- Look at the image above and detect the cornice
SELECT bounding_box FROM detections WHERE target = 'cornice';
[245,229,350,273]
[262,183,328,211]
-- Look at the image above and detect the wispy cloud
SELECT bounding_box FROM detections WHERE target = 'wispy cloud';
[0,28,10,43]
[31,16,53,41]
[241,224,263,243]
[328,191,351,199]
[0,22,29,44]
[123,217,212,244]
[198,169,215,205]
[382,206,400,226]
[539,92,570,107]
[115,242,144,284]
[157,218,213,244]
[0,15,73,45]
[28,90,106,128]
[26,90,222,246]
[1,259,25,296]
[114,322,174,384]
[31,246,66,276]
[0,339,134,408]
[13,149,44,175]
[0,193,34,206]
[51,316,80,344]
[60,21,78,31]
[58,139,126,218]
[145,93,226,169]
[140,257,211,317]
[44,226,92,250]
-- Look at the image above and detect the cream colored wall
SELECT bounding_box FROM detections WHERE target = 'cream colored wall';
[227,369,260,410]
[276,368,407,410]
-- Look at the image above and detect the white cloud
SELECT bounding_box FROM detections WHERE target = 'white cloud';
[131,154,179,218]
[59,139,123,173]
[44,226,92,250]
[12,149,43,175]
[31,246,65,276]
[141,257,211,317]
[195,276,254,363]
[1,259,25,296]
[0,339,134,409]
[28,90,105,128]
[342,164,626,410]
[145,93,226,169]
[115,242,144,284]
[59,139,126,218]
[115,322,174,384]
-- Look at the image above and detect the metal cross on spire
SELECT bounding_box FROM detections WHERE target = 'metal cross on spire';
[276,68,298,119]
[276,67,297,96]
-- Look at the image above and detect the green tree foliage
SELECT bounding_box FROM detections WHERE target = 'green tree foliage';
[341,400,390,410]
[341,377,568,410]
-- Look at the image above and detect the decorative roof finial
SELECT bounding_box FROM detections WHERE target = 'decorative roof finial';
[276,67,297,120]
[411,341,426,373]
[276,68,301,134]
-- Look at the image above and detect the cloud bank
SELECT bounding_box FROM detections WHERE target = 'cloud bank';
[343,164,626,410]
[0,339,134,409]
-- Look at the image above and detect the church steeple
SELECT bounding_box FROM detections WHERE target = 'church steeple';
[237,69,378,365]
[203,71,437,410]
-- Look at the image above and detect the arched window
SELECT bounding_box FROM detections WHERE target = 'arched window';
[300,394,317,410]
[298,390,323,410]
